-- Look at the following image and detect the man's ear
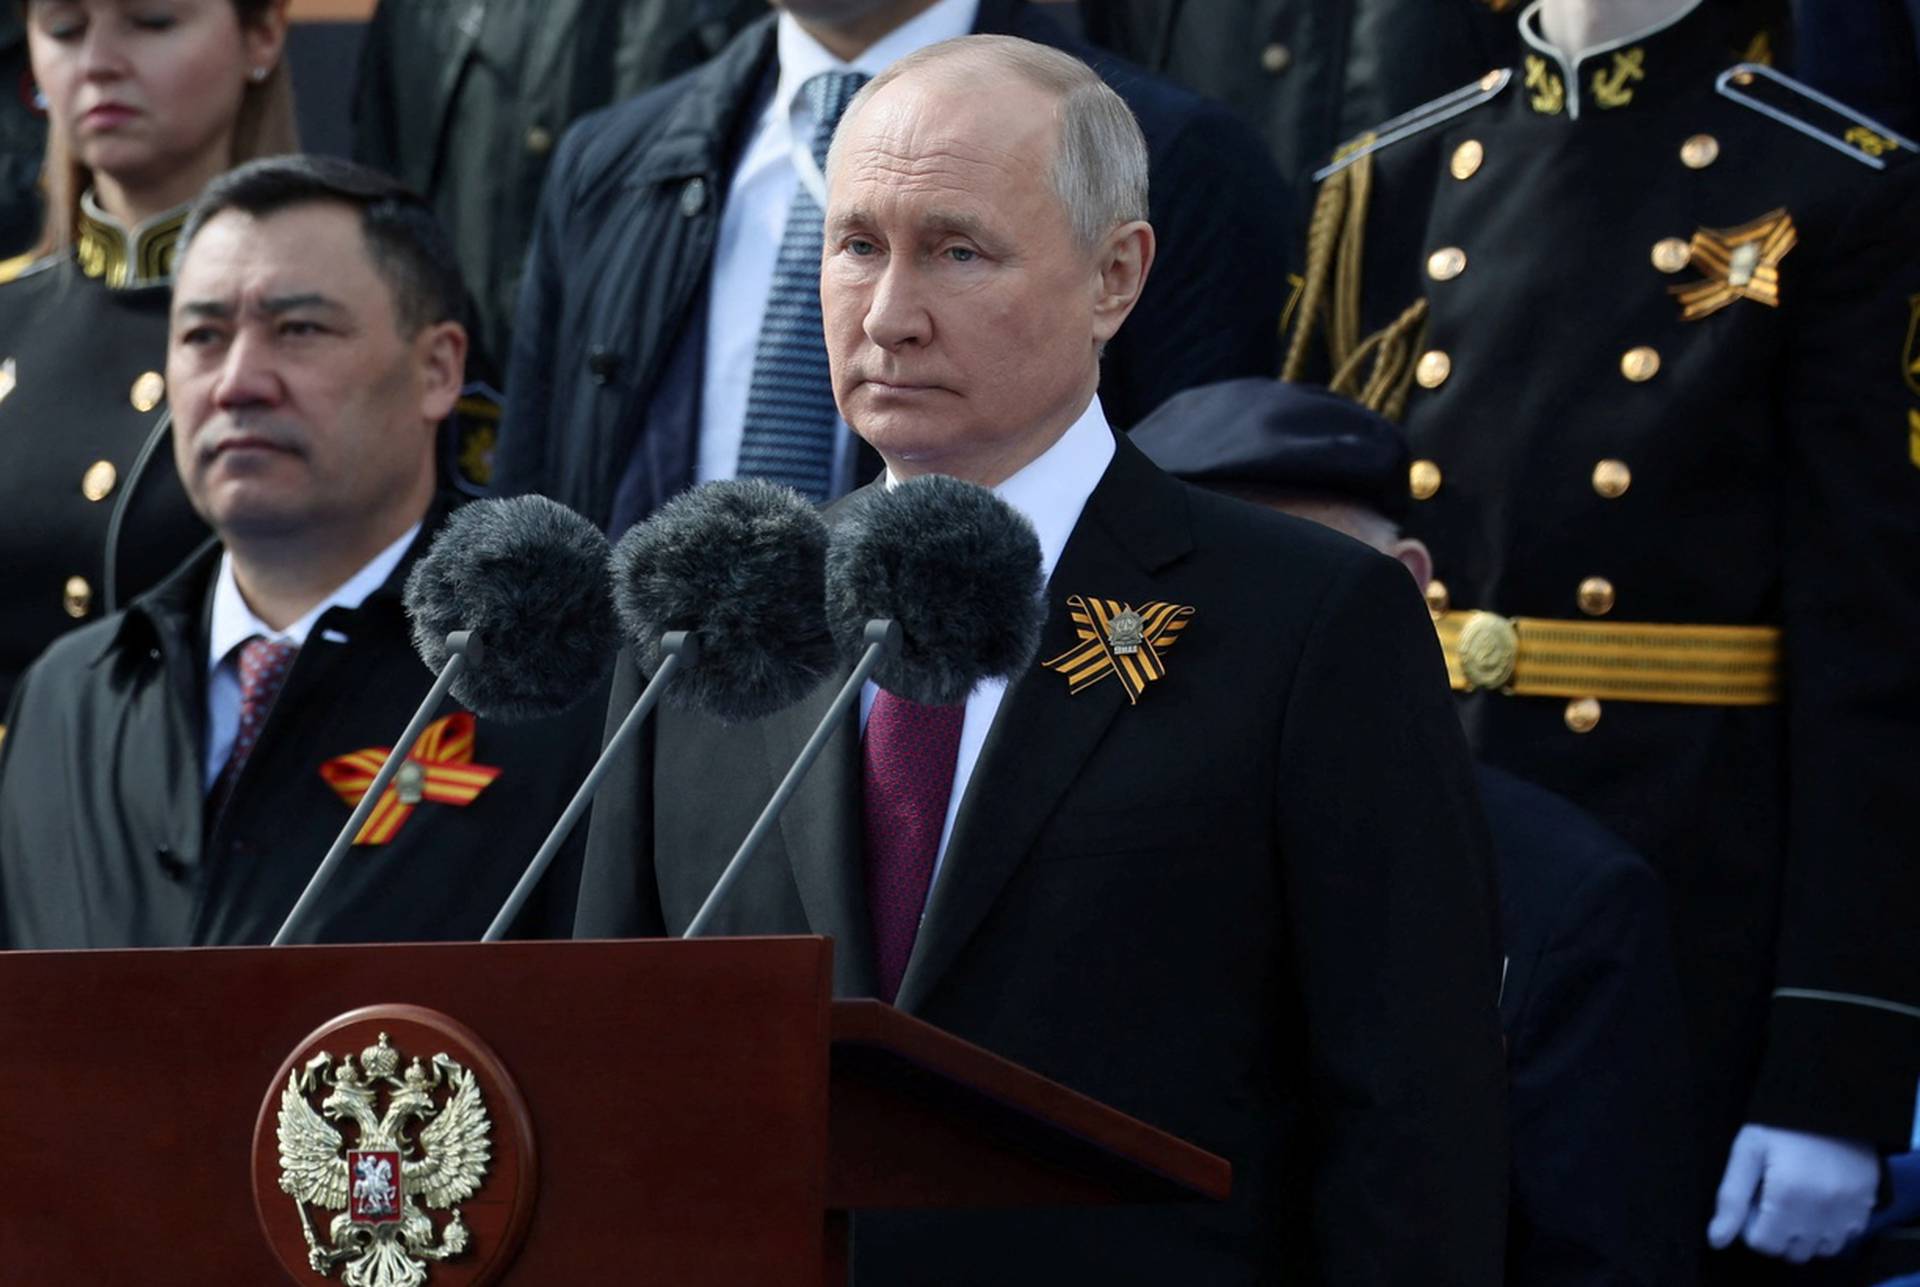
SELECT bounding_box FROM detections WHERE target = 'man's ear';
[416,321,469,424]
[1091,220,1155,345]
[1385,535,1434,593]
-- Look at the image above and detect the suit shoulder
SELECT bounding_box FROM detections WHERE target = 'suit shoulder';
[1180,482,1394,584]
[1475,764,1662,930]
[1714,64,1918,173]
[1316,69,1514,181]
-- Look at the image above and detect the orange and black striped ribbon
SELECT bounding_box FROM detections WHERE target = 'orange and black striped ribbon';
[317,712,501,846]
[1673,209,1797,321]
[1041,596,1194,705]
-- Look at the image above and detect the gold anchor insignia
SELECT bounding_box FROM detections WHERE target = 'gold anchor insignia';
[1671,209,1797,321]
[1525,55,1565,115]
[1591,47,1645,109]
[1845,125,1899,159]
[1042,596,1194,706]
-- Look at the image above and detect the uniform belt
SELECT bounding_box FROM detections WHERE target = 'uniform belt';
[1433,611,1782,706]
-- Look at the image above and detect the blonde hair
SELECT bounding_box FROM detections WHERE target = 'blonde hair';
[27,2,298,258]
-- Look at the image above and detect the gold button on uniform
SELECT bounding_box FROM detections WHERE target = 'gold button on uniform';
[1564,697,1603,733]
[1409,459,1443,500]
[81,459,117,502]
[1577,576,1617,616]
[1425,580,1451,615]
[1680,133,1720,169]
[1450,139,1485,180]
[525,125,554,156]
[63,575,92,619]
[1416,350,1453,389]
[1651,237,1692,273]
[130,370,165,412]
[1591,459,1632,498]
[1620,346,1661,382]
[1427,247,1468,281]
[1261,43,1293,73]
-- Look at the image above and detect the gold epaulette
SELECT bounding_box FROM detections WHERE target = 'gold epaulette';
[0,252,39,286]
[1313,69,1513,181]
[1717,64,1918,170]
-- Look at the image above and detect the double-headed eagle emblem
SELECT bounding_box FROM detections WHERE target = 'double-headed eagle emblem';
[277,1032,492,1287]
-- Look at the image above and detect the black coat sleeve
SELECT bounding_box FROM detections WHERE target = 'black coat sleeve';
[573,648,667,938]
[1503,850,1696,1287]
[1273,551,1509,1286]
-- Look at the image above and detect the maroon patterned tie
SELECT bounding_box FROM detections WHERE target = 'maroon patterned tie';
[862,689,965,1003]
[210,636,299,812]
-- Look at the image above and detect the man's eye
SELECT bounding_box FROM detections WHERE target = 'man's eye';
[179,326,221,346]
[279,320,323,337]
[945,246,978,263]
[846,238,877,256]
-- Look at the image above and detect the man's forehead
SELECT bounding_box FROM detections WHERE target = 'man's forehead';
[837,76,1056,179]
[175,207,376,300]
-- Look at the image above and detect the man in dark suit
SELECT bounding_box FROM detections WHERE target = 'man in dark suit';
[495,0,1290,535]
[0,157,599,947]
[576,36,1507,1284]
[1131,377,1699,1287]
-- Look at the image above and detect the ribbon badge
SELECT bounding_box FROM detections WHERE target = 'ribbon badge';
[1672,209,1797,321]
[318,713,501,846]
[1042,596,1194,705]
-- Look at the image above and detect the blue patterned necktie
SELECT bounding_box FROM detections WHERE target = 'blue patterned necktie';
[734,69,870,501]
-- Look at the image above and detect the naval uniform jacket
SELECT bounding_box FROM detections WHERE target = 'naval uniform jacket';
[1283,0,1920,1160]
[575,433,1509,1285]
[0,504,601,948]
[497,0,1292,529]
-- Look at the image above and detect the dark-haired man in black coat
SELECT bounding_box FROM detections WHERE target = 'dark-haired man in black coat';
[496,0,1291,535]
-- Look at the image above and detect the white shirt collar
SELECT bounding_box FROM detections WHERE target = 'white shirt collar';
[206,523,421,672]
[772,0,979,202]
[885,393,1117,584]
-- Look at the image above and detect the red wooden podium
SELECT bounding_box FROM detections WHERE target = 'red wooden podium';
[0,937,1227,1284]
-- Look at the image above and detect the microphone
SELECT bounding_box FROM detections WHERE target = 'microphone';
[481,479,837,940]
[272,497,620,946]
[683,474,1045,937]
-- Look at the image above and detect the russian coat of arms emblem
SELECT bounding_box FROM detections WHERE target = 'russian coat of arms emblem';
[275,1032,492,1287]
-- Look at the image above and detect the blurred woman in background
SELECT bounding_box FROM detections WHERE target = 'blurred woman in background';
[0,0,293,721]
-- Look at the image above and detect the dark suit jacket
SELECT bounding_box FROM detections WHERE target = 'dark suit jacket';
[1482,765,1695,1287]
[497,1,1292,529]
[575,434,1508,1284]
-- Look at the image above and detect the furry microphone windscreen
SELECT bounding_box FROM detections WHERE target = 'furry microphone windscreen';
[825,475,1045,707]
[404,496,620,722]
[610,478,836,723]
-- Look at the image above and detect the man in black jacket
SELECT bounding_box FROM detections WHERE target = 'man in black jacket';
[577,38,1507,1284]
[496,0,1291,535]
[0,157,600,948]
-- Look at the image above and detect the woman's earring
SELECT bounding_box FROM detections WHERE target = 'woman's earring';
[249,65,269,83]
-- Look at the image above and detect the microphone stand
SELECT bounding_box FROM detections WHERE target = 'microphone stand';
[273,630,482,946]
[482,631,701,941]
[684,619,900,938]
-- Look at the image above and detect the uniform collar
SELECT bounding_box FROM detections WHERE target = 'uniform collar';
[1514,0,1764,121]
[76,190,188,288]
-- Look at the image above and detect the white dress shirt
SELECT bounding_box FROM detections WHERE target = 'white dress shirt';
[203,524,420,791]
[859,394,1118,885]
[697,0,980,493]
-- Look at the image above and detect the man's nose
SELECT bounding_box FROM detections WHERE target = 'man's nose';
[862,261,931,350]
[212,330,284,409]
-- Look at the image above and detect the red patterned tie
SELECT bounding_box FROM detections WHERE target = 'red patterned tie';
[210,636,299,812]
[862,690,965,1003]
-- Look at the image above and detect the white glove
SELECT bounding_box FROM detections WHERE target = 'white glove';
[1707,1124,1880,1263]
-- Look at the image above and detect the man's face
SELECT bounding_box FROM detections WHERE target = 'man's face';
[168,203,453,544]
[822,76,1117,483]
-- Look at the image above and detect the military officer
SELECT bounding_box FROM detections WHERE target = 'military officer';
[1282,0,1920,1276]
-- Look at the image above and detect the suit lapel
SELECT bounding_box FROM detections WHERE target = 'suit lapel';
[423,1,489,181]
[761,664,881,997]
[894,438,1195,1012]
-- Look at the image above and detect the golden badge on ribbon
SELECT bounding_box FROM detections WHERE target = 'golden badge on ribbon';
[318,712,501,845]
[1671,209,1797,321]
[1042,596,1194,705]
